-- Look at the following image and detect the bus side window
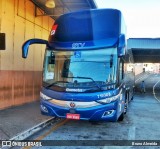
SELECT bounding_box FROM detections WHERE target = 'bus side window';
[44,51,55,81]
[119,59,124,82]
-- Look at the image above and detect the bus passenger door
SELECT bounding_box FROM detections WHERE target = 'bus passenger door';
[118,58,126,114]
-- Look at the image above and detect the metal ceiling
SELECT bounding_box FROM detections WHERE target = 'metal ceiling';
[128,38,160,63]
[31,0,97,19]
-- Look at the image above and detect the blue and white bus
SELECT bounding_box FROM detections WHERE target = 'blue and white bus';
[22,9,135,122]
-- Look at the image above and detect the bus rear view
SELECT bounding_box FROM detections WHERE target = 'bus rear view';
[22,9,134,122]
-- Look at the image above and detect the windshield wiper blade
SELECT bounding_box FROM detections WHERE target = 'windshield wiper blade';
[105,82,116,86]
[45,81,70,89]
[63,76,103,91]
[65,76,94,81]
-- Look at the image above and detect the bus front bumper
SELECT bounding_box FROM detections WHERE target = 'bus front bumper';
[40,99,119,122]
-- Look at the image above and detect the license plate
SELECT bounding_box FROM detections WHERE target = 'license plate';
[66,113,80,120]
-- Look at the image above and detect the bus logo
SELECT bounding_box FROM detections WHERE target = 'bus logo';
[66,88,83,92]
[70,102,76,108]
[72,43,85,49]
[51,24,58,35]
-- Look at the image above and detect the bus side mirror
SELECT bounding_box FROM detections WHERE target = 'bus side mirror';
[22,38,48,58]
[118,34,126,57]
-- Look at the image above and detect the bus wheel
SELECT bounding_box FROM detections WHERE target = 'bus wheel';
[124,103,128,114]
[124,93,128,114]
[118,112,124,121]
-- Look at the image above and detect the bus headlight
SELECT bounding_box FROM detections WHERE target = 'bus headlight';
[99,95,119,104]
[40,92,51,100]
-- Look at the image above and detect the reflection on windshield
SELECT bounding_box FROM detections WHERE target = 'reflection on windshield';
[43,48,117,90]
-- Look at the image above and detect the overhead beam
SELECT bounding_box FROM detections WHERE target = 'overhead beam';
[31,0,97,19]
[131,48,160,63]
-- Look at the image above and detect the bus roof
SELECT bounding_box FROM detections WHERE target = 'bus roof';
[22,9,126,58]
[48,9,126,50]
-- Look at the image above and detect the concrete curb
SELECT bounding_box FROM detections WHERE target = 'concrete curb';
[1,117,61,149]
[10,117,55,141]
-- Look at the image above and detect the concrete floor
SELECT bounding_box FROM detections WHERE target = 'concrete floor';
[26,94,160,149]
[135,73,160,95]
[0,101,50,140]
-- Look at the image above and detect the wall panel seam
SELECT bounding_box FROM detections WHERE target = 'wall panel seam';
[17,0,52,32]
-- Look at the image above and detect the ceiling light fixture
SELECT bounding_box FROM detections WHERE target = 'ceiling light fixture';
[45,0,55,8]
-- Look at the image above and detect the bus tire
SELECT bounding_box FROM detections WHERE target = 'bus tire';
[118,112,124,121]
[131,87,135,100]
[124,92,128,114]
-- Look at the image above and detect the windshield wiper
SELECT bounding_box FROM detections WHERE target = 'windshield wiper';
[45,81,71,89]
[105,82,116,86]
[63,76,103,91]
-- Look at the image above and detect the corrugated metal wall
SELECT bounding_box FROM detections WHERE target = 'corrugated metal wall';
[0,0,54,109]
[127,38,160,49]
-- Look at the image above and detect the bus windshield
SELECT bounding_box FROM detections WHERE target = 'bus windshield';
[43,48,117,91]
